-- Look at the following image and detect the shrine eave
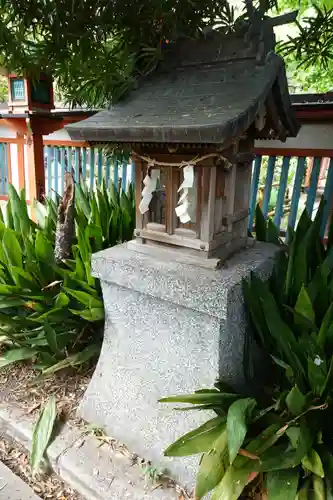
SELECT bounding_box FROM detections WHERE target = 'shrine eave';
[67,34,299,145]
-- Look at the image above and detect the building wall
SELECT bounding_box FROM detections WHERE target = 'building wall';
[255,123,333,152]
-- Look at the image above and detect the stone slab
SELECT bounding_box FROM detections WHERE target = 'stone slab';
[79,240,279,487]
[0,461,41,500]
[0,402,178,500]
[58,434,178,500]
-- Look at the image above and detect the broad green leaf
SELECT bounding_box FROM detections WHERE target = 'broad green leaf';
[35,231,54,264]
[33,200,48,228]
[254,204,267,242]
[164,417,226,457]
[266,469,300,500]
[286,423,314,464]
[302,449,324,478]
[0,298,25,309]
[64,287,102,309]
[30,396,57,474]
[259,445,302,471]
[39,344,100,377]
[294,285,315,323]
[2,229,22,268]
[296,481,310,500]
[5,199,14,229]
[322,356,333,398]
[159,392,239,406]
[75,183,90,219]
[286,385,306,416]
[266,218,281,245]
[243,277,267,346]
[227,398,256,463]
[54,292,70,308]
[271,356,294,380]
[8,184,31,234]
[10,267,38,289]
[318,302,333,348]
[292,243,308,301]
[210,462,255,500]
[43,320,60,355]
[260,292,306,388]
[69,307,104,321]
[313,474,326,500]
[0,347,37,368]
[196,425,228,499]
[308,356,327,397]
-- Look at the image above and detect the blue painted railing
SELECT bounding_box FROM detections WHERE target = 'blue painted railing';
[0,143,9,195]
[44,145,133,197]
[249,154,333,237]
[45,145,333,238]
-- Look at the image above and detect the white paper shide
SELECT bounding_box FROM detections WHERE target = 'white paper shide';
[139,165,159,214]
[175,165,194,224]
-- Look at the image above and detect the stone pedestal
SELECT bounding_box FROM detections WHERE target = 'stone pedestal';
[78,241,278,487]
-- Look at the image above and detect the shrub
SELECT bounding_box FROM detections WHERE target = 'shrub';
[162,200,333,499]
[0,182,135,376]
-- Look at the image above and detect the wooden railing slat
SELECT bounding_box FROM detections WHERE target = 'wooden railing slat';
[306,157,321,216]
[274,156,290,229]
[248,155,262,231]
[262,155,276,218]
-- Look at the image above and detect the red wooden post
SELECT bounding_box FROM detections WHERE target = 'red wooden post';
[26,125,45,202]
[16,133,25,191]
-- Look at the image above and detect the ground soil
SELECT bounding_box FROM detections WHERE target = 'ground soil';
[0,361,94,500]
[0,361,94,422]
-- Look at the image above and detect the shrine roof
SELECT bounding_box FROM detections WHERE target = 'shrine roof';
[67,30,299,145]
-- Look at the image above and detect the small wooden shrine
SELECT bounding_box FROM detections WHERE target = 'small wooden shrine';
[67,13,299,264]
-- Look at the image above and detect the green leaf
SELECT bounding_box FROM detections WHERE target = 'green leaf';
[5,199,14,229]
[33,200,48,228]
[227,398,256,463]
[313,474,326,500]
[266,219,281,245]
[69,307,104,321]
[164,417,226,457]
[243,277,267,346]
[30,396,57,474]
[43,319,60,355]
[294,285,315,323]
[38,344,100,377]
[286,423,314,464]
[10,267,38,289]
[35,231,54,264]
[271,356,294,380]
[266,469,300,500]
[0,348,37,368]
[318,302,333,349]
[196,425,228,499]
[308,356,327,397]
[8,184,31,235]
[285,385,307,416]
[2,229,22,268]
[255,204,267,241]
[210,462,255,500]
[260,292,306,388]
[64,287,102,309]
[159,392,239,406]
[54,292,70,309]
[75,183,90,219]
[302,449,324,478]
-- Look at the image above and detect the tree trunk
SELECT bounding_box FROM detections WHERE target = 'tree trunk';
[54,172,75,263]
